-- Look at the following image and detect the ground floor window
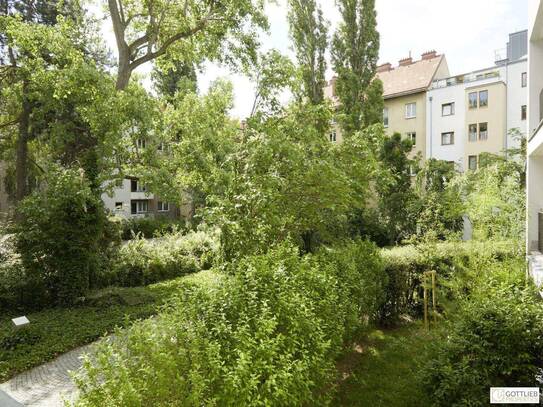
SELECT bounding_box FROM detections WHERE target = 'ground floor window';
[131,200,149,214]
[468,155,478,171]
[157,201,170,212]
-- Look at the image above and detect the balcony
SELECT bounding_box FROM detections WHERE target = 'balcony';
[130,191,154,200]
[431,71,500,89]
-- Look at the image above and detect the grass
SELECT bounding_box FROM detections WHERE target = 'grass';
[0,270,217,382]
[335,323,433,407]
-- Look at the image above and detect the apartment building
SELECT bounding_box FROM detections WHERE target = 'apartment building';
[427,31,528,171]
[527,0,543,256]
[377,51,450,161]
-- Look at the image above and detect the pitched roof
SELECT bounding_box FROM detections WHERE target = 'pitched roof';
[377,55,446,99]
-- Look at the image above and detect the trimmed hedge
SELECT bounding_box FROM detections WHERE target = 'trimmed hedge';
[99,230,219,287]
[73,240,386,406]
[380,240,523,323]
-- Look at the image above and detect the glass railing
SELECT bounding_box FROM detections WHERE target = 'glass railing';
[431,71,500,89]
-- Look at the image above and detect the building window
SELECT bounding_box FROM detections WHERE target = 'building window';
[442,102,455,116]
[136,139,146,149]
[441,132,454,145]
[479,90,488,107]
[406,132,416,145]
[383,107,389,127]
[468,124,477,142]
[405,103,416,119]
[468,155,478,171]
[131,200,149,214]
[131,179,147,192]
[478,122,488,140]
[521,105,527,121]
[157,142,165,152]
[468,92,478,109]
[329,131,337,142]
[157,201,170,212]
[115,202,123,211]
[522,72,527,88]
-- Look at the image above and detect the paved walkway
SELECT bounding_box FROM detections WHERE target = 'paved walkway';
[0,342,95,406]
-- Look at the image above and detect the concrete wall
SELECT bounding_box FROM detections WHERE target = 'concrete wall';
[503,60,528,149]
[384,91,427,159]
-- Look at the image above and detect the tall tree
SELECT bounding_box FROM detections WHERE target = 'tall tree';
[107,0,267,90]
[152,59,197,100]
[287,0,327,105]
[332,0,381,134]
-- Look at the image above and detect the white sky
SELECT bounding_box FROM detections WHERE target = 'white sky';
[93,0,528,119]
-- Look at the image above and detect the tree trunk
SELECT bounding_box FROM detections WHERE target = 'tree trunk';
[16,89,31,202]
[115,60,131,90]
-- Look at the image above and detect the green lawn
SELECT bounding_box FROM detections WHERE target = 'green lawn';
[335,323,433,407]
[0,270,216,382]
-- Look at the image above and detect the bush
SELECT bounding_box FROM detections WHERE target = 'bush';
[421,262,543,406]
[73,240,385,406]
[100,229,220,287]
[119,217,187,240]
[380,240,522,323]
[14,167,118,306]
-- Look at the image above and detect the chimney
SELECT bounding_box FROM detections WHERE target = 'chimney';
[399,57,413,66]
[421,50,437,60]
[377,62,392,72]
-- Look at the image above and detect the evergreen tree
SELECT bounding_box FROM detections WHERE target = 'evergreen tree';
[287,0,328,106]
[332,0,382,134]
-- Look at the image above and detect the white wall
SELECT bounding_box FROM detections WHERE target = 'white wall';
[426,84,467,169]
[503,60,528,150]
[101,178,132,218]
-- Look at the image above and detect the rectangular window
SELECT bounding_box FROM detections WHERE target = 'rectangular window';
[521,105,527,121]
[131,179,146,192]
[157,201,170,212]
[131,200,148,214]
[468,92,478,109]
[442,102,455,116]
[136,139,146,149]
[479,90,488,107]
[478,122,488,140]
[406,132,416,145]
[383,107,389,127]
[522,72,527,88]
[468,124,477,142]
[157,142,165,152]
[405,103,416,119]
[468,155,478,171]
[115,202,123,211]
[329,131,337,142]
[441,132,454,145]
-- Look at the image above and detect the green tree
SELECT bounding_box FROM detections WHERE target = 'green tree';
[331,0,381,134]
[152,59,197,100]
[107,0,268,89]
[287,0,328,105]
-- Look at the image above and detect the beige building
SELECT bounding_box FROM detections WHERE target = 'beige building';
[377,51,449,160]
[463,81,507,169]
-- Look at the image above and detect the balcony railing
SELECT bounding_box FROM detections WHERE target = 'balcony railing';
[431,71,500,89]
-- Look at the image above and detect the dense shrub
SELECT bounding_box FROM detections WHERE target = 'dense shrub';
[73,240,385,406]
[380,240,522,323]
[119,217,187,240]
[99,229,219,287]
[421,262,543,406]
[14,167,118,306]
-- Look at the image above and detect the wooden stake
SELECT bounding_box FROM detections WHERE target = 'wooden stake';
[431,271,437,325]
[423,274,429,331]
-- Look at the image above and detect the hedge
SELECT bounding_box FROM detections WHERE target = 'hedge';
[379,240,523,323]
[73,240,386,406]
[98,229,219,287]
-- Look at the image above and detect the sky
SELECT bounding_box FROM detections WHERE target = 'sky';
[94,0,528,119]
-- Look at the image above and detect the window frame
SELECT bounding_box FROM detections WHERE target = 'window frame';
[136,139,146,149]
[522,72,527,88]
[521,105,527,121]
[329,131,337,142]
[441,102,455,116]
[441,132,455,146]
[478,90,488,107]
[406,131,416,146]
[468,92,478,109]
[478,122,488,140]
[157,201,170,212]
[405,102,417,119]
[383,107,389,127]
[468,155,478,171]
[468,124,478,142]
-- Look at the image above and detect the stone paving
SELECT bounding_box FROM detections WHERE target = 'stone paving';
[0,342,95,406]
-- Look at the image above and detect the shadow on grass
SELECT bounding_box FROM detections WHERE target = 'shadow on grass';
[335,322,434,407]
